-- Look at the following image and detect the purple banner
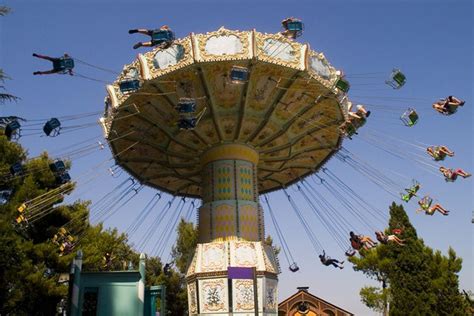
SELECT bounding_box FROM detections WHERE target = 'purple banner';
[228,267,254,280]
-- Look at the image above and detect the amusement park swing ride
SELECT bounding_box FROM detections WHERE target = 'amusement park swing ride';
[1,18,470,315]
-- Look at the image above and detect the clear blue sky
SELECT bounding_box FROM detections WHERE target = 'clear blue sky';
[1,1,472,314]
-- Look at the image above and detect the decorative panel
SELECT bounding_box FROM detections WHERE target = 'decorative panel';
[212,202,237,239]
[236,160,256,201]
[187,282,198,315]
[264,278,278,313]
[152,44,185,70]
[144,37,194,77]
[200,242,227,273]
[233,241,258,267]
[213,161,235,200]
[306,50,338,89]
[193,28,253,62]
[255,33,304,70]
[238,202,259,241]
[199,278,229,313]
[233,279,255,312]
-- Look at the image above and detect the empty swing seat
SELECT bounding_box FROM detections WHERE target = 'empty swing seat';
[16,214,26,224]
[43,118,61,136]
[230,66,249,83]
[119,79,140,94]
[4,120,21,140]
[53,58,75,72]
[176,98,196,113]
[178,117,197,130]
[386,69,406,89]
[10,162,23,176]
[50,160,66,173]
[0,190,12,205]
[400,108,419,127]
[56,172,71,184]
[335,78,350,93]
[151,30,175,46]
[289,262,300,272]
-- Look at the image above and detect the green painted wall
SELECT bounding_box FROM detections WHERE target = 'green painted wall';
[78,271,144,316]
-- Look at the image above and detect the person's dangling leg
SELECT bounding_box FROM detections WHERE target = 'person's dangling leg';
[440,146,454,157]
[455,169,471,178]
[129,28,152,35]
[133,42,144,49]
[33,69,60,75]
[433,204,449,215]
[32,53,55,61]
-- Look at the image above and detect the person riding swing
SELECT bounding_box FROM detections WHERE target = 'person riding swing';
[33,53,74,75]
[319,250,344,269]
[129,25,175,50]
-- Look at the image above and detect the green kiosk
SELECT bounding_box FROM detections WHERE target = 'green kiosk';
[68,251,166,316]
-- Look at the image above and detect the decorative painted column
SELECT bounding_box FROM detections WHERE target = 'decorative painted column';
[186,144,279,316]
[198,144,263,243]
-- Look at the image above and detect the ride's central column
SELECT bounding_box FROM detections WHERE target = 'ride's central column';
[186,144,279,316]
[198,144,263,243]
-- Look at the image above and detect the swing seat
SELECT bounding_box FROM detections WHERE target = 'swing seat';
[176,98,196,113]
[443,104,458,115]
[17,203,27,213]
[419,196,433,208]
[10,162,23,176]
[385,69,406,89]
[0,190,12,205]
[151,30,175,45]
[43,118,61,137]
[282,19,304,38]
[230,66,249,83]
[341,121,357,139]
[286,21,304,32]
[50,160,66,173]
[16,215,26,224]
[289,262,300,272]
[53,58,75,71]
[178,117,197,130]
[345,249,356,257]
[56,172,71,184]
[119,79,140,94]
[335,78,350,93]
[401,193,410,202]
[400,108,418,126]
[5,120,21,140]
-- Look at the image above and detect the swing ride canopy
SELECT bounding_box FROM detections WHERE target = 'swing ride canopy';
[101,27,350,198]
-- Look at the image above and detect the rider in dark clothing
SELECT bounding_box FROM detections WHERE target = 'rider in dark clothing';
[319,250,344,269]
[33,53,74,75]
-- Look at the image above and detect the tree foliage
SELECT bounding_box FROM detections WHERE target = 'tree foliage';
[0,135,145,315]
[350,202,469,315]
[0,6,19,104]
[359,286,390,314]
[171,218,198,275]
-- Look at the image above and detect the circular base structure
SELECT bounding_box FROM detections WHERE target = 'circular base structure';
[102,28,348,198]
[186,240,279,315]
